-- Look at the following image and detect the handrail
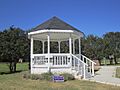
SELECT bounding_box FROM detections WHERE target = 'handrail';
[81,54,96,64]
[71,54,88,66]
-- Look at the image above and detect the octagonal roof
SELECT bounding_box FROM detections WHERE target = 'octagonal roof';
[28,17,84,40]
[31,16,83,33]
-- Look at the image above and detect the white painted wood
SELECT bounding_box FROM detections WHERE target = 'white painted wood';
[83,64,86,79]
[73,39,75,54]
[58,41,61,53]
[28,29,73,35]
[69,35,72,69]
[92,63,94,76]
[42,41,45,54]
[79,37,81,58]
[30,37,33,74]
[47,34,50,72]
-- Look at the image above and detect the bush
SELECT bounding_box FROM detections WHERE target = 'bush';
[23,72,75,81]
[41,72,53,81]
[23,72,53,81]
[60,73,75,81]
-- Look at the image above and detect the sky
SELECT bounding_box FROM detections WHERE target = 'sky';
[0,0,120,37]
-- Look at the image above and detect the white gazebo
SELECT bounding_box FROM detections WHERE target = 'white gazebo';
[28,16,95,79]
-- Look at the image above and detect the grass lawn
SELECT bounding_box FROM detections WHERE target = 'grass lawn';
[0,63,120,90]
[0,62,28,74]
[101,58,120,66]
[116,67,120,78]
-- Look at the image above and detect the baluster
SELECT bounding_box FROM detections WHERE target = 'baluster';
[62,56,64,65]
[74,56,75,69]
[90,62,92,74]
[92,62,94,76]
[59,56,62,65]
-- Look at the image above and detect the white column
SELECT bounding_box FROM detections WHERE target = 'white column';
[42,41,45,54]
[73,39,75,68]
[92,63,95,76]
[30,37,33,74]
[83,64,86,79]
[69,35,72,68]
[79,37,81,58]
[47,34,50,72]
[78,37,81,75]
[58,41,61,53]
[73,39,75,54]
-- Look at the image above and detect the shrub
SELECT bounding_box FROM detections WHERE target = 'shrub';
[23,72,53,81]
[23,73,31,79]
[23,72,74,81]
[60,73,75,81]
[41,72,53,81]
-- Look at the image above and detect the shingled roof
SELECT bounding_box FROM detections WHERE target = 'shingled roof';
[32,16,81,32]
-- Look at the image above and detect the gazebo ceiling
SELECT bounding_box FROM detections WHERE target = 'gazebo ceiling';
[28,16,84,40]
[32,32,80,41]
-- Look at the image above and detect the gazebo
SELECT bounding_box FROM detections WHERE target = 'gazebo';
[28,16,95,79]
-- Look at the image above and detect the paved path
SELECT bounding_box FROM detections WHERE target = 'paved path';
[90,66,120,86]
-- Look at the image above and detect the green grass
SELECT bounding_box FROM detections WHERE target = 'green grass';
[0,72,120,90]
[0,62,28,74]
[0,63,120,90]
[116,67,120,78]
[101,58,120,66]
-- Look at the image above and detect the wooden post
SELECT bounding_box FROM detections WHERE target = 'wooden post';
[79,37,81,58]
[83,64,86,79]
[47,34,50,72]
[58,41,61,53]
[78,37,81,72]
[69,35,72,69]
[42,41,44,54]
[73,39,75,68]
[30,37,33,74]
[92,63,94,76]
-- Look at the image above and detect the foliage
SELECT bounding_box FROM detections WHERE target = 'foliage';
[23,73,44,80]
[116,67,120,78]
[23,72,53,81]
[0,26,30,72]
[82,35,103,65]
[82,32,120,65]
[103,32,120,64]
[60,73,75,81]
[41,72,53,81]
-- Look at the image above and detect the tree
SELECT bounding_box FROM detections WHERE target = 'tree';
[0,26,30,72]
[81,35,103,64]
[103,32,120,64]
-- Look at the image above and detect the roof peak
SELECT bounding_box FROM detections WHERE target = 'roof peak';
[32,16,81,32]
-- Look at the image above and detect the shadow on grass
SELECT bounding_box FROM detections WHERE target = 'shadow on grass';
[0,70,22,75]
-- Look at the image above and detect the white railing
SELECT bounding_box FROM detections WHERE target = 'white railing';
[32,53,96,79]
[50,53,70,66]
[32,54,48,65]
[71,54,88,79]
[75,54,96,76]
[32,53,70,67]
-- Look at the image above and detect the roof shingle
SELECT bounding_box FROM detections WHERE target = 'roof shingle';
[32,16,81,32]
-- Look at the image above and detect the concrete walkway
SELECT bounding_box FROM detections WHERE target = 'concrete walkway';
[90,66,120,86]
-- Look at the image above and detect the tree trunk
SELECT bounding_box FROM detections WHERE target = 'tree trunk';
[13,61,17,72]
[110,59,113,65]
[114,55,118,64]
